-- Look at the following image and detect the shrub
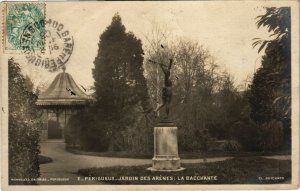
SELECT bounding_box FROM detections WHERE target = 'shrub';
[65,107,111,152]
[219,140,242,152]
[231,118,262,152]
[231,117,288,152]
[258,120,285,152]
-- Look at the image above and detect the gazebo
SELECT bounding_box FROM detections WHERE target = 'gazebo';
[36,68,92,141]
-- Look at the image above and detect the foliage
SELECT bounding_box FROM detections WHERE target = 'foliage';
[120,108,154,153]
[210,74,249,140]
[171,40,217,151]
[144,27,290,153]
[249,67,276,124]
[219,140,242,152]
[76,13,153,152]
[258,120,285,152]
[70,9,291,154]
[253,7,290,54]
[78,157,291,184]
[251,7,291,122]
[230,116,262,152]
[144,37,251,152]
[8,58,41,185]
[249,7,291,151]
[66,107,110,151]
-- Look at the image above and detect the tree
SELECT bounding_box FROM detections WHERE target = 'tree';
[9,58,41,185]
[145,35,237,151]
[171,40,217,150]
[250,7,291,151]
[92,14,150,151]
[251,7,291,122]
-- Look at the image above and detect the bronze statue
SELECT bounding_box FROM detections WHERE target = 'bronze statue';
[149,58,173,118]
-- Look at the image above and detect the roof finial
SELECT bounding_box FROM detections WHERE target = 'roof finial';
[62,65,66,73]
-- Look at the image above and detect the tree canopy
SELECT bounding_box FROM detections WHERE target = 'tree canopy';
[91,14,150,151]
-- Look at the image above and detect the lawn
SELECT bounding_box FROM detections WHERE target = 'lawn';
[77,157,290,184]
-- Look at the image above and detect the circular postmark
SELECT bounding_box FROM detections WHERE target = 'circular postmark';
[20,19,74,72]
[20,19,45,51]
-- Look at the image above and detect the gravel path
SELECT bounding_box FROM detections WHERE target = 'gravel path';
[262,155,291,160]
[38,140,232,185]
[39,140,152,185]
[39,140,290,185]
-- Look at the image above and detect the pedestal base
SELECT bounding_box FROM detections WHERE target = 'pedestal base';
[153,156,180,169]
[147,156,185,171]
[147,167,185,172]
[148,123,184,171]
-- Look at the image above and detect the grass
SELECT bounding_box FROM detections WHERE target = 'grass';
[78,157,291,184]
[67,147,290,159]
[38,155,53,164]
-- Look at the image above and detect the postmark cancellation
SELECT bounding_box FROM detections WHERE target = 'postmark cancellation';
[3,3,74,72]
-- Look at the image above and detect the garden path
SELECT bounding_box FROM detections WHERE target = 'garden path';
[38,139,232,184]
[38,140,291,185]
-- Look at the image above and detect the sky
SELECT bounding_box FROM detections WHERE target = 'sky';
[14,1,272,92]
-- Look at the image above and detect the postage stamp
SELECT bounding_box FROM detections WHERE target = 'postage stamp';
[4,3,45,51]
[3,3,73,71]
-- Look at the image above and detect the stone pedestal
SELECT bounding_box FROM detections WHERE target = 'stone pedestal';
[147,122,185,171]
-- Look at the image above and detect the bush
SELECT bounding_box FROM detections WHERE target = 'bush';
[179,127,211,152]
[258,120,285,152]
[66,105,154,153]
[219,140,242,152]
[65,107,110,152]
[119,110,154,154]
[231,118,261,152]
[231,117,288,152]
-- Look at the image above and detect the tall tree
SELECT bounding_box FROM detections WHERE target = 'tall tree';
[250,7,291,150]
[92,14,150,151]
[250,7,291,124]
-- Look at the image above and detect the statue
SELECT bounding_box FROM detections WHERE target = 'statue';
[147,58,184,172]
[149,58,173,119]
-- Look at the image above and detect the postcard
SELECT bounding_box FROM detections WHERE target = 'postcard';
[0,1,299,190]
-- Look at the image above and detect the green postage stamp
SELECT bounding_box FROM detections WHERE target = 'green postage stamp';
[4,3,45,52]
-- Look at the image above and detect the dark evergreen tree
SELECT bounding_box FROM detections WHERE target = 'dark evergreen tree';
[92,14,150,151]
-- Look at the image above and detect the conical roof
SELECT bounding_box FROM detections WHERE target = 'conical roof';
[36,71,91,106]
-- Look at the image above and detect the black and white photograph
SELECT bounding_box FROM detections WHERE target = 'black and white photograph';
[0,1,299,190]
